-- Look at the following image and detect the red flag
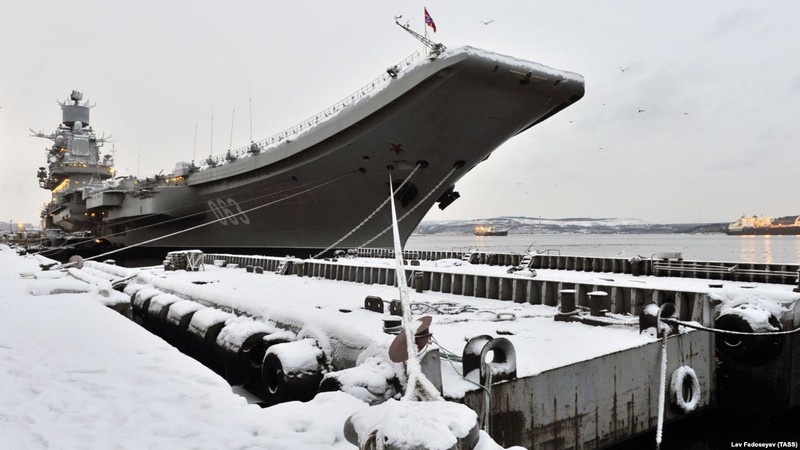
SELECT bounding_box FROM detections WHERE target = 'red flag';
[424,7,437,33]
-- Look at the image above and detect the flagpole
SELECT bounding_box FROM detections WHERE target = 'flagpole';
[423,9,428,56]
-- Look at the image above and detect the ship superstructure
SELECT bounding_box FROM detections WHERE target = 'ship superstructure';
[34,45,584,259]
[34,90,114,233]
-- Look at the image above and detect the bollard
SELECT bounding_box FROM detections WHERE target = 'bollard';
[588,291,610,317]
[558,289,577,314]
[630,256,642,276]
[795,270,800,293]
[414,272,424,293]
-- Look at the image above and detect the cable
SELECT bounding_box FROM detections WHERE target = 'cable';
[359,165,458,248]
[312,163,422,259]
[83,172,351,262]
[663,317,800,336]
[37,171,355,257]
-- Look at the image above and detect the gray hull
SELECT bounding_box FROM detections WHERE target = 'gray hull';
[95,48,584,253]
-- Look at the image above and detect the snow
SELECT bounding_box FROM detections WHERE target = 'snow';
[216,315,281,352]
[187,307,236,336]
[165,299,204,325]
[0,245,516,449]
[267,339,325,374]
[4,245,798,448]
[345,399,477,450]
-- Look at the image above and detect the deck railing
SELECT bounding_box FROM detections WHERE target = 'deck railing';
[204,51,421,166]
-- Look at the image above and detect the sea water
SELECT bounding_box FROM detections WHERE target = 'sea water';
[407,233,800,264]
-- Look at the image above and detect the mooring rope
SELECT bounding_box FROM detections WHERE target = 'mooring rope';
[358,164,459,248]
[82,172,352,262]
[36,171,357,258]
[663,317,800,336]
[431,335,494,422]
[311,163,423,259]
[656,333,668,449]
[480,364,493,431]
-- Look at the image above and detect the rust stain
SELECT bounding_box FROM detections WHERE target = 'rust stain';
[611,371,618,435]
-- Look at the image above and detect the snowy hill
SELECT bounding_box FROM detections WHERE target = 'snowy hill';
[417,216,726,235]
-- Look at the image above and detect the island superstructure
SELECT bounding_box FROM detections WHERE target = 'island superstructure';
[33,91,117,252]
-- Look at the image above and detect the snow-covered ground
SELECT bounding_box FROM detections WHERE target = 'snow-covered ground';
[0,246,515,449]
[3,244,798,449]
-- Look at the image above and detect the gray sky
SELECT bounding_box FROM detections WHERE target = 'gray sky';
[2,1,799,225]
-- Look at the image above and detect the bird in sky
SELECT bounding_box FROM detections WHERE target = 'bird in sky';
[619,67,629,72]
[638,108,645,113]
[480,19,494,25]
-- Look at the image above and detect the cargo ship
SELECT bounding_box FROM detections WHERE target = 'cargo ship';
[32,31,583,259]
[474,226,508,236]
[725,215,800,235]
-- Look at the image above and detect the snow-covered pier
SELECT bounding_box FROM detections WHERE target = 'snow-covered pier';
[356,247,800,285]
[5,246,800,449]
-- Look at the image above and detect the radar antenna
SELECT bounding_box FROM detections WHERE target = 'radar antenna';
[394,15,446,56]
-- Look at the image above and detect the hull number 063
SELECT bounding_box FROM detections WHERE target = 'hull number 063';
[207,198,250,226]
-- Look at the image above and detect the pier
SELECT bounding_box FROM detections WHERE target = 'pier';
[6,246,800,449]
[355,247,800,285]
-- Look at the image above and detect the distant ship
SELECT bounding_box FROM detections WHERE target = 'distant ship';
[474,226,508,237]
[725,215,800,235]
[33,32,583,259]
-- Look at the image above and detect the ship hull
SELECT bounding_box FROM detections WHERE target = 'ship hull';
[726,227,800,236]
[87,48,583,255]
[474,231,509,236]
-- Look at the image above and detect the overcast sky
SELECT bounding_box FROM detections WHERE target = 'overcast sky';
[2,1,799,226]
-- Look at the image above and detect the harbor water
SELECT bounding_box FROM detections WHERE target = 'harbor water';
[407,233,800,265]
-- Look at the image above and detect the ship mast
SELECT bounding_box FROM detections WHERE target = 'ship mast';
[394,16,446,56]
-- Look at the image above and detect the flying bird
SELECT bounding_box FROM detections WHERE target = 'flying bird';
[637,108,645,113]
[619,67,629,72]
[480,19,494,25]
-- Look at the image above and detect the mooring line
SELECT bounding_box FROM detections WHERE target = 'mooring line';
[655,333,668,449]
[36,170,357,258]
[82,172,352,262]
[663,317,800,336]
[358,165,458,248]
[311,163,422,259]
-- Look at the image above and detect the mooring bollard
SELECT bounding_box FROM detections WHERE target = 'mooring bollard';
[630,256,642,276]
[795,270,800,293]
[588,291,609,317]
[558,289,576,314]
[414,272,424,293]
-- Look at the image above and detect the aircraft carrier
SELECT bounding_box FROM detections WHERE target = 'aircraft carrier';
[34,36,583,259]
